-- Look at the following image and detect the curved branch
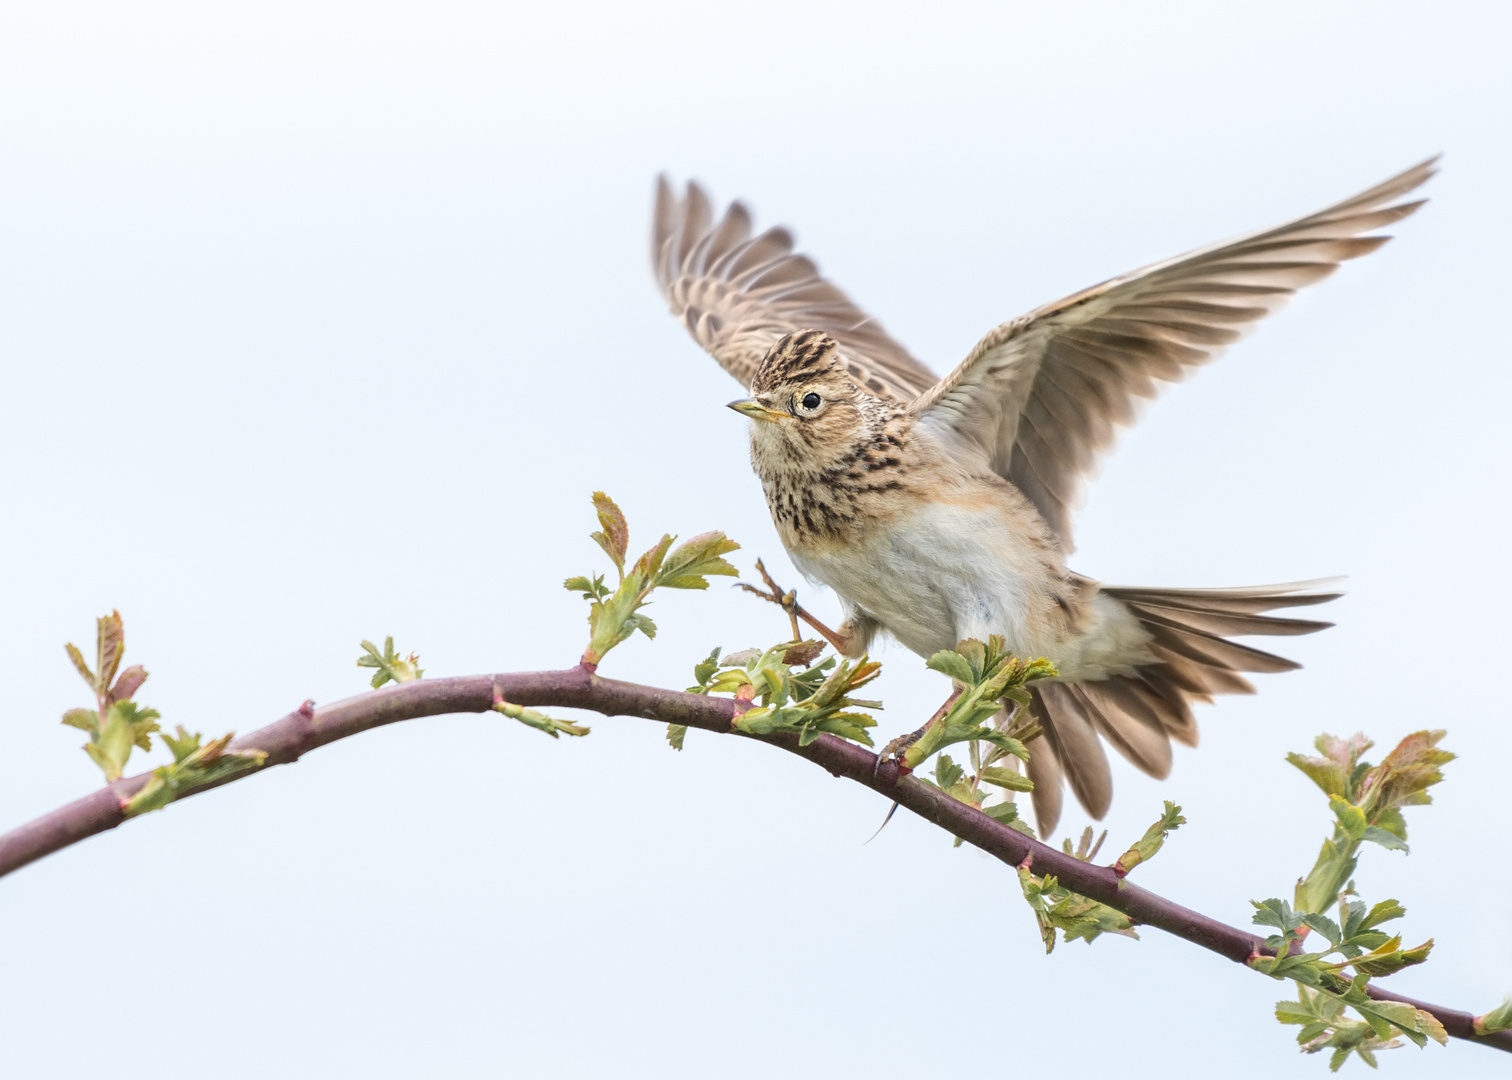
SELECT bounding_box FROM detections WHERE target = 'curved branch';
[1,665,1507,1054]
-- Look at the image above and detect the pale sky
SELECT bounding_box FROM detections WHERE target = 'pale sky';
[1,3,1509,1077]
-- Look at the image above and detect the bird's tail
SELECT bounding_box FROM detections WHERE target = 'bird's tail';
[1023,579,1342,838]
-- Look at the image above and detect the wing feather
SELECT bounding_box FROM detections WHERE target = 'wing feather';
[652,177,937,400]
[912,158,1437,549]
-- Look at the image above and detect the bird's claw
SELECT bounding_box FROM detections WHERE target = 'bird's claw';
[737,558,803,641]
[875,729,922,776]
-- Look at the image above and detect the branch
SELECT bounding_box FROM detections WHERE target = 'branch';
[2,665,1507,1054]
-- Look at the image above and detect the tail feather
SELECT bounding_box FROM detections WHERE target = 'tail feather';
[1074,681,1172,779]
[1025,729,1065,836]
[1034,682,1113,820]
[1026,580,1339,837]
[1147,647,1254,696]
[1125,672,1199,746]
[1121,599,1331,638]
[1103,578,1343,614]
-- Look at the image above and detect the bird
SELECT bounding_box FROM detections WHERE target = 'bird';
[649,158,1435,836]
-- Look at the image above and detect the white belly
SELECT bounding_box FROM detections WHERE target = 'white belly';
[789,502,1050,660]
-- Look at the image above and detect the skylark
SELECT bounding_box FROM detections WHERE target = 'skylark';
[650,158,1435,835]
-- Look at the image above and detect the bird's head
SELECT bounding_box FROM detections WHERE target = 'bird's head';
[728,330,872,464]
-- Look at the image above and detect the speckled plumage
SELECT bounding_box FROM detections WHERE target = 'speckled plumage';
[744,330,1111,664]
[651,160,1436,835]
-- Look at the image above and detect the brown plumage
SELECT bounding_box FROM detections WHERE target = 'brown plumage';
[652,160,1434,835]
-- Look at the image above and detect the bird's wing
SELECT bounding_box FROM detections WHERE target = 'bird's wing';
[652,177,938,402]
[911,157,1437,552]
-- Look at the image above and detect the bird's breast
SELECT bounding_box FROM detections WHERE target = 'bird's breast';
[788,496,1076,660]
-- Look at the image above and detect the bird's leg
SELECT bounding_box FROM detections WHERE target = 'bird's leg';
[879,685,964,771]
[736,558,855,655]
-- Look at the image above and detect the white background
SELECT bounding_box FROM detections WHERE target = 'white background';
[1,2,1508,1076]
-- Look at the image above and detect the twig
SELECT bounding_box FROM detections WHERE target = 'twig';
[0,665,1506,1054]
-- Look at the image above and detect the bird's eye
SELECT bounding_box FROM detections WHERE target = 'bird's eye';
[800,392,822,411]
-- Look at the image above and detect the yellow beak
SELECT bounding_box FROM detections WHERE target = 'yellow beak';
[727,398,788,423]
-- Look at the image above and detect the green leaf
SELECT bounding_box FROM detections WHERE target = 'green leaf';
[1373,807,1407,841]
[64,642,96,690]
[1252,897,1306,937]
[1346,936,1433,978]
[686,647,723,693]
[61,707,99,735]
[990,804,1037,837]
[1348,996,1447,1049]
[1276,1000,1319,1025]
[1360,826,1408,853]
[924,650,975,686]
[1329,794,1368,840]
[1302,913,1343,948]
[654,531,740,590]
[564,574,610,600]
[1475,999,1512,1036]
[1113,801,1185,877]
[83,700,163,782]
[933,754,964,790]
[666,724,687,751]
[114,701,161,752]
[1359,899,1406,931]
[979,764,1034,792]
[161,725,202,762]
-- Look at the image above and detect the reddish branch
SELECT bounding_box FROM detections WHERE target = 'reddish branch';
[1,665,1506,1054]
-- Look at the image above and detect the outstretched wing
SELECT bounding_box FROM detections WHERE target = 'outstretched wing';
[652,178,938,402]
[911,157,1438,551]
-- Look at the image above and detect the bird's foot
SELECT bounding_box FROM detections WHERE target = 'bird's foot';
[875,686,964,775]
[736,558,854,655]
[877,726,926,773]
[735,558,803,642]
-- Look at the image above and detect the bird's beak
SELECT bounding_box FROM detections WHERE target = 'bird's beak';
[727,398,787,423]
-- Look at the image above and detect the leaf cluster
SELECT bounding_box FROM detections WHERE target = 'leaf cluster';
[60,612,262,810]
[125,728,267,817]
[685,642,880,748]
[565,493,739,667]
[357,636,424,688]
[1288,730,1452,914]
[904,636,1054,771]
[60,611,159,782]
[1012,802,1181,952]
[917,754,1038,847]
[1277,984,1445,1072]
[1017,862,1137,954]
[1254,729,1456,1069]
[1251,896,1430,984]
